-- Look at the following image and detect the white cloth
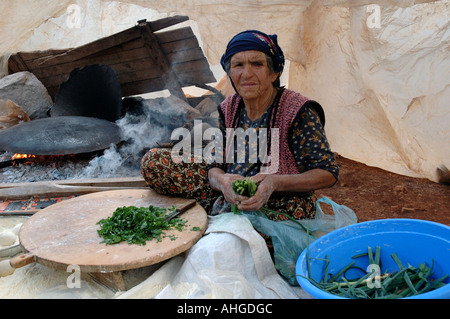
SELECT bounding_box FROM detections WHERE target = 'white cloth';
[0,213,310,298]
[117,213,310,299]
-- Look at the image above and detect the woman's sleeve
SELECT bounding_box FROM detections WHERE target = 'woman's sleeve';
[289,101,339,182]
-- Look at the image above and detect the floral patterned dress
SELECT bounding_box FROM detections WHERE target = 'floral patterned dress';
[207,94,339,220]
[140,93,339,221]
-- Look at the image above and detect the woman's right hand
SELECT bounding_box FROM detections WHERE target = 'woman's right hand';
[219,173,248,205]
[208,168,247,205]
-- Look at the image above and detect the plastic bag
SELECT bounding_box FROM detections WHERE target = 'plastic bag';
[243,197,357,285]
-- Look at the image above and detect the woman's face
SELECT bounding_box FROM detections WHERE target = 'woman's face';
[229,50,279,103]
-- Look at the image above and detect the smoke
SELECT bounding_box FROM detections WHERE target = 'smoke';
[75,98,177,179]
[0,97,185,182]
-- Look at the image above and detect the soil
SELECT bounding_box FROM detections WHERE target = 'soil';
[315,155,450,226]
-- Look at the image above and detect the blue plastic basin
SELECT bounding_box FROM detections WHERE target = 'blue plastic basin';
[296,218,450,299]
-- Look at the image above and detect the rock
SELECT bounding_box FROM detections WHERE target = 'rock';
[401,207,415,214]
[393,185,407,195]
[0,99,30,130]
[0,72,52,119]
[143,95,201,129]
[195,97,218,117]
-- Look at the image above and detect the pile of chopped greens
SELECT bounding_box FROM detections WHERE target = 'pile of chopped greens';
[96,205,188,245]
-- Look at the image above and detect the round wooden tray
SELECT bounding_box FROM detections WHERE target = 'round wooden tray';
[16,189,207,273]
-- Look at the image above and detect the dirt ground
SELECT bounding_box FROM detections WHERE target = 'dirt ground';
[315,155,450,226]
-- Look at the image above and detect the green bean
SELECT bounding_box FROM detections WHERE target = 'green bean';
[374,246,381,266]
[368,246,374,265]
[298,245,448,299]
[328,261,356,283]
[321,255,330,284]
[403,272,419,295]
[391,252,405,270]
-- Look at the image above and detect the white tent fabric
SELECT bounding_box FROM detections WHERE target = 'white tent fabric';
[0,0,448,182]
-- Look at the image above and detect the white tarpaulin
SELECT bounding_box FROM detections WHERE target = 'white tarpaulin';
[1,0,448,183]
[0,214,311,299]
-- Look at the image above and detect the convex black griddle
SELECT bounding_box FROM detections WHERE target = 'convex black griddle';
[0,65,123,155]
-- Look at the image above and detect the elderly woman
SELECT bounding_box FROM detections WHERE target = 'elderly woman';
[207,30,338,219]
[140,30,338,221]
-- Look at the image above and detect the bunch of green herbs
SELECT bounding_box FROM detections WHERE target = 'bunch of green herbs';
[97,205,188,245]
[300,245,449,299]
[231,178,309,233]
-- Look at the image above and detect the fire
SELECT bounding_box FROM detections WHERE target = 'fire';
[12,154,36,160]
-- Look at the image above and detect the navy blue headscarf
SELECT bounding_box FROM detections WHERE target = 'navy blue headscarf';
[220,30,285,74]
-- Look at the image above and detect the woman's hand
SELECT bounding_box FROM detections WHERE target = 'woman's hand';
[208,168,248,205]
[238,174,277,211]
[220,174,250,205]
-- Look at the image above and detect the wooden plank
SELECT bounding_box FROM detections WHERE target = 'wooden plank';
[160,36,199,55]
[29,45,148,76]
[0,177,147,190]
[148,15,189,32]
[90,272,127,291]
[11,16,187,66]
[18,49,68,62]
[31,27,142,68]
[0,210,39,216]
[37,56,162,89]
[8,53,29,73]
[167,47,207,65]
[47,86,59,100]
[172,58,212,74]
[0,184,148,200]
[117,68,162,85]
[137,22,186,101]
[176,67,217,86]
[120,78,168,97]
[156,27,195,44]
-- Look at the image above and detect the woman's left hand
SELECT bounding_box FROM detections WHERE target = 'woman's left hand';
[238,174,277,211]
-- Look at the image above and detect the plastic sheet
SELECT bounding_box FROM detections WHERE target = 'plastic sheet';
[0,202,354,298]
[118,213,311,299]
[244,197,358,285]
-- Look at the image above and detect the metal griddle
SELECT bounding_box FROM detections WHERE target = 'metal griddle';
[0,116,122,155]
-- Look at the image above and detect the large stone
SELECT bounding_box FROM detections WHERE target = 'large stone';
[143,95,201,128]
[195,97,218,117]
[0,72,52,119]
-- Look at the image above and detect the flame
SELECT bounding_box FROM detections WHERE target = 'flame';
[12,154,36,160]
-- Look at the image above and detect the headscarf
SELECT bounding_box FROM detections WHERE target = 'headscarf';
[220,30,285,74]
